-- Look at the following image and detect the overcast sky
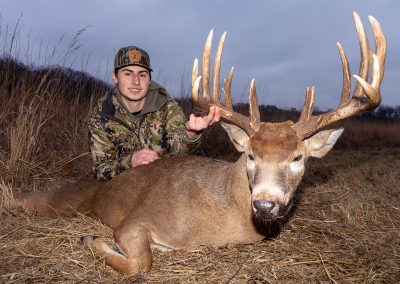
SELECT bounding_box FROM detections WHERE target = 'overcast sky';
[1,0,399,109]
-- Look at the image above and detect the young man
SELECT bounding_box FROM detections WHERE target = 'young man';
[88,46,220,180]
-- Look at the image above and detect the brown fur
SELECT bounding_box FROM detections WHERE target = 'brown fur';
[251,122,299,160]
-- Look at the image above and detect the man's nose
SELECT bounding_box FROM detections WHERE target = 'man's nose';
[131,74,140,84]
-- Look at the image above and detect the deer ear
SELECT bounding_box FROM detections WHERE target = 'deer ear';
[303,128,344,158]
[221,122,250,152]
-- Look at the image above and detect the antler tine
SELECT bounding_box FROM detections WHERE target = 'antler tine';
[369,15,386,83]
[292,12,386,139]
[192,60,204,110]
[192,58,199,92]
[352,11,373,100]
[202,30,213,101]
[249,79,261,131]
[222,67,234,109]
[350,11,385,108]
[293,86,325,132]
[353,14,386,108]
[354,54,381,107]
[212,31,226,103]
[192,30,260,136]
[337,42,351,107]
[295,86,316,128]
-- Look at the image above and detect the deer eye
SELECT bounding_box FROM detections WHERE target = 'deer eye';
[248,154,254,161]
[293,155,302,162]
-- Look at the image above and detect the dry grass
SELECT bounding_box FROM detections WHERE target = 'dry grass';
[0,52,399,283]
[1,149,399,283]
[0,58,108,189]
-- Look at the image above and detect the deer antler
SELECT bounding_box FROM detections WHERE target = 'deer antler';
[292,11,386,139]
[192,30,261,136]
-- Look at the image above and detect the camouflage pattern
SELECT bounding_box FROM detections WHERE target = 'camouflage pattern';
[88,85,201,181]
[114,46,152,72]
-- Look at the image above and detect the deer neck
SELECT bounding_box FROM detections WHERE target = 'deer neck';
[228,154,253,211]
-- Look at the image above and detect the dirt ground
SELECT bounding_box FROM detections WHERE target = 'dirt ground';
[1,148,399,283]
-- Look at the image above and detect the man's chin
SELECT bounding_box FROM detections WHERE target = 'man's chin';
[121,92,147,102]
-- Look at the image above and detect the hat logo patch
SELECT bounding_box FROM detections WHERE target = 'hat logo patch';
[128,50,142,62]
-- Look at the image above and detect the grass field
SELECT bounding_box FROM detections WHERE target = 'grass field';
[0,57,399,283]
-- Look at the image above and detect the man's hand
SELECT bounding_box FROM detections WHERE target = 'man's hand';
[185,106,220,136]
[131,149,159,167]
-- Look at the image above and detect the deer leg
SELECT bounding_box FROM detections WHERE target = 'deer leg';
[81,225,152,276]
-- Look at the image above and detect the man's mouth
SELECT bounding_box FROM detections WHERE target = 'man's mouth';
[128,88,141,93]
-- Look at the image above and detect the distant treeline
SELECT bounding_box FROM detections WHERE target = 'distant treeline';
[0,56,110,102]
[357,106,400,123]
[1,56,398,123]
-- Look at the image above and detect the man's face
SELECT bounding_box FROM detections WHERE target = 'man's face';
[112,65,151,110]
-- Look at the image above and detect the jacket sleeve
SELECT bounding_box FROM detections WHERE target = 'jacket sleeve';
[164,99,202,156]
[88,114,132,181]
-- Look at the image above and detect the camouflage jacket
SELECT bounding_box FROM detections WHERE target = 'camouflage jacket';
[88,82,202,180]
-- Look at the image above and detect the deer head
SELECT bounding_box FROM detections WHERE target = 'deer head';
[192,12,386,220]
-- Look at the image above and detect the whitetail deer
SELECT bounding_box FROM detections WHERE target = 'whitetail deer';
[17,12,385,276]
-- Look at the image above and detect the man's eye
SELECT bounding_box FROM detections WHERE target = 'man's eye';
[293,155,302,162]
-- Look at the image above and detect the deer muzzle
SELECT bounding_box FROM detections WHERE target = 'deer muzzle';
[252,199,283,220]
[251,184,290,220]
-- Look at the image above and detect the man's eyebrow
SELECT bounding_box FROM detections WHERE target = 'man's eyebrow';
[120,68,149,74]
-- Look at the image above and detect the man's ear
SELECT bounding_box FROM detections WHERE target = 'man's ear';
[303,128,344,158]
[112,72,117,84]
[221,122,249,153]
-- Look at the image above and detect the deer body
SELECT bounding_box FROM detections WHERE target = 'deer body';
[17,12,386,276]
[91,155,262,249]
[22,155,258,246]
[20,155,268,275]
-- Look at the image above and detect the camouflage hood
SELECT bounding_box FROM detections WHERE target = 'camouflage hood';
[139,81,170,115]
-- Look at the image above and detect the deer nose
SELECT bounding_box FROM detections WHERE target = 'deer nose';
[253,200,276,213]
